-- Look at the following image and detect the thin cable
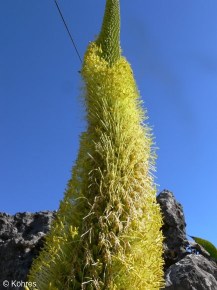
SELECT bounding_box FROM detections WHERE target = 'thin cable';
[54,0,82,63]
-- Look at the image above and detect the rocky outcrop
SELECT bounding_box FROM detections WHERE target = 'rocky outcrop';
[0,191,216,290]
[163,254,217,290]
[158,190,217,290]
[0,211,56,290]
[157,190,188,270]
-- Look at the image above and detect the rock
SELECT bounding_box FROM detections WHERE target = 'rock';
[0,211,56,290]
[157,189,188,269]
[163,254,217,290]
[158,190,217,290]
[188,240,213,260]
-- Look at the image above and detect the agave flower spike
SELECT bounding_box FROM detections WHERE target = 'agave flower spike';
[27,1,164,289]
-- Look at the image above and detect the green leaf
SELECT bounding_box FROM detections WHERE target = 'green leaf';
[190,236,217,260]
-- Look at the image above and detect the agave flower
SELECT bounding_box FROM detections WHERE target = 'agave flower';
[27,1,164,289]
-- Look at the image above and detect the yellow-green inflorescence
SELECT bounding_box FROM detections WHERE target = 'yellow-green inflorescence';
[27,0,164,289]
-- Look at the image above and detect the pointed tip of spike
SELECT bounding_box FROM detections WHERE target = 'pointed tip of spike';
[96,0,121,65]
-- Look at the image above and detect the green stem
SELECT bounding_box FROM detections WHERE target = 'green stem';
[96,0,121,65]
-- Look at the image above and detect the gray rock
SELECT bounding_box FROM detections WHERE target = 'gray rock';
[157,190,188,269]
[163,254,217,290]
[0,211,56,290]
[158,190,217,290]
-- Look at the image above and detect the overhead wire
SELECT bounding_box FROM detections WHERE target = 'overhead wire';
[54,0,82,63]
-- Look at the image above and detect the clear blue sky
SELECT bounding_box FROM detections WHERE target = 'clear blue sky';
[0,1,217,246]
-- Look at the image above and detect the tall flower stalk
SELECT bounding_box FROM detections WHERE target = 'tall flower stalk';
[27,0,164,289]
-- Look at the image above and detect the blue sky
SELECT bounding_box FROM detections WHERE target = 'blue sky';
[0,1,217,246]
